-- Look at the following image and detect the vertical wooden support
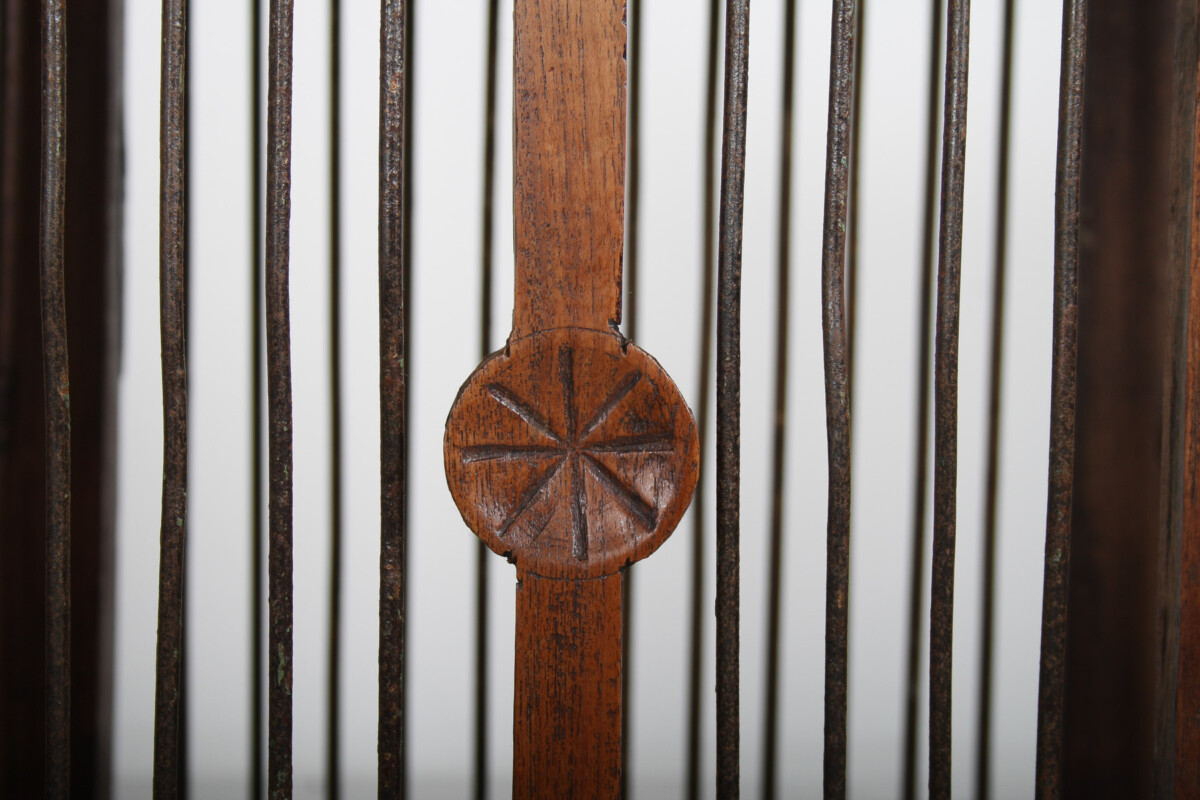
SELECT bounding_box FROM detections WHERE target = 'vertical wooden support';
[1064,0,1172,796]
[443,1,699,795]
[1157,0,1200,793]
[0,0,122,796]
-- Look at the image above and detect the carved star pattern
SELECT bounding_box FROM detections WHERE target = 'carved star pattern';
[460,344,673,561]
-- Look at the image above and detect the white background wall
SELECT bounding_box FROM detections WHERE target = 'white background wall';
[114,0,1063,796]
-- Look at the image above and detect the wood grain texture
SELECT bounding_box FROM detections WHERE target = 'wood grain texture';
[512,0,626,338]
[513,574,622,798]
[444,0,699,793]
[1158,0,1200,794]
[445,327,698,580]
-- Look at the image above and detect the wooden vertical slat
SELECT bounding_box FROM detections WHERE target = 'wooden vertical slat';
[1157,0,1200,793]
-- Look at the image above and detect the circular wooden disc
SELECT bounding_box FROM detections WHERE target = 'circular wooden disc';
[444,328,699,579]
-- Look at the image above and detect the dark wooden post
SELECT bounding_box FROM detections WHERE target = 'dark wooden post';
[1063,0,1173,796]
[1156,0,1200,794]
[443,1,699,795]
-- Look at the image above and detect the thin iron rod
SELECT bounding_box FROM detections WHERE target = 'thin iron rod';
[474,0,499,796]
[1034,1,1085,796]
[327,0,343,796]
[846,0,865,401]
[152,0,188,795]
[715,0,750,796]
[761,0,796,795]
[377,0,408,794]
[686,1,722,794]
[178,3,193,796]
[928,0,971,795]
[40,0,71,794]
[401,1,414,788]
[249,0,265,793]
[265,0,296,795]
[901,1,944,796]
[974,0,1014,796]
[621,0,641,795]
[819,1,856,797]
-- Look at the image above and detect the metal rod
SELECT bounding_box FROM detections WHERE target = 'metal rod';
[686,1,722,793]
[377,0,408,795]
[819,1,856,798]
[715,0,749,796]
[1034,1,1085,796]
[327,0,343,795]
[624,1,643,796]
[928,0,971,795]
[265,0,296,795]
[761,0,796,796]
[249,0,265,793]
[975,1,1014,796]
[152,0,188,795]
[901,1,944,796]
[40,0,71,795]
[401,1,414,788]
[621,1,641,795]
[474,0,499,795]
[846,0,865,401]
[178,3,193,796]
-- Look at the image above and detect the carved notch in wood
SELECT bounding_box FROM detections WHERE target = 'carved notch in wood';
[443,0,699,795]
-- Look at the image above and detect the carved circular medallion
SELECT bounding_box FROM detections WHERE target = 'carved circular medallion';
[444,328,699,579]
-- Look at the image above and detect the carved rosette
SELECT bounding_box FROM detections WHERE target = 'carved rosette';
[444,328,699,579]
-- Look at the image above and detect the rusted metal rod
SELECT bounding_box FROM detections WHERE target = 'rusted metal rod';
[1034,1,1085,797]
[265,0,296,796]
[928,0,971,795]
[846,0,866,399]
[687,1,722,794]
[474,1,500,795]
[902,2,944,797]
[152,0,189,796]
[327,0,343,796]
[716,0,750,795]
[249,0,265,793]
[975,1,1015,796]
[818,2,856,798]
[377,0,408,795]
[621,3,642,794]
[39,0,71,795]
[761,0,797,795]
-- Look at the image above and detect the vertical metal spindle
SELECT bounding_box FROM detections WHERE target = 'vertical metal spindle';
[846,0,865,398]
[474,0,499,796]
[902,3,944,797]
[975,1,1014,797]
[265,0,296,796]
[928,0,970,796]
[620,1,641,796]
[327,0,343,796]
[761,0,796,796]
[178,4,193,796]
[401,2,414,788]
[687,1,721,793]
[249,0,265,794]
[151,0,188,796]
[378,0,408,795]
[39,0,70,795]
[715,0,749,796]
[819,1,856,797]
[1034,1,1085,797]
